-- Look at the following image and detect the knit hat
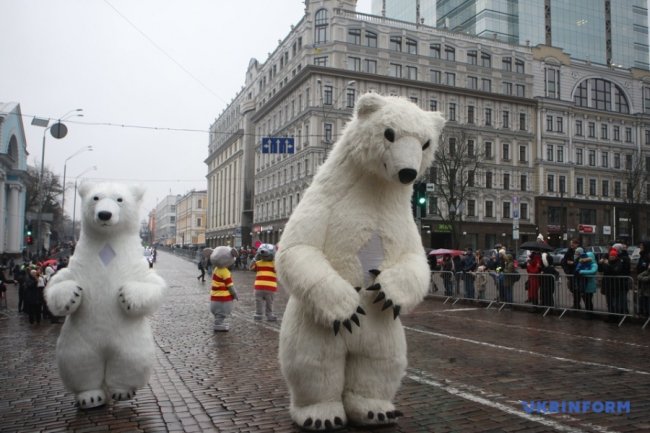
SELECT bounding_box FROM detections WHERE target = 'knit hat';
[537,233,545,241]
[609,248,618,258]
[574,247,584,257]
[542,253,550,267]
[612,243,625,252]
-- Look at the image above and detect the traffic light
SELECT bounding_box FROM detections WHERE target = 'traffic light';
[26,236,33,245]
[26,224,32,237]
[411,182,428,217]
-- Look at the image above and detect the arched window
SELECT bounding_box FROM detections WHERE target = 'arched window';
[573,78,630,113]
[315,9,328,44]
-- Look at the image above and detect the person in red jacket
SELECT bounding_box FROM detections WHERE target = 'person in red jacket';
[249,243,277,321]
[526,251,543,304]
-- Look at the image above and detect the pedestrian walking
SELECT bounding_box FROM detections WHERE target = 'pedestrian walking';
[249,244,278,321]
[24,269,42,324]
[197,259,206,282]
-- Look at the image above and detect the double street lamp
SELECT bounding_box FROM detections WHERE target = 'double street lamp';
[62,145,93,240]
[71,165,98,242]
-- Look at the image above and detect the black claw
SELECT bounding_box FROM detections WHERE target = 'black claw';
[127,306,131,310]
[373,291,386,304]
[334,416,343,426]
[325,419,333,429]
[354,286,361,292]
[70,300,75,304]
[303,418,313,427]
[381,299,394,311]
[350,313,360,327]
[74,292,79,297]
[367,411,374,419]
[378,412,385,421]
[76,286,83,291]
[81,399,86,406]
[393,305,401,319]
[112,393,116,399]
[314,419,322,429]
[333,320,341,336]
[366,283,381,291]
[343,319,352,333]
[65,306,70,311]
[97,396,102,402]
[387,411,395,419]
[356,306,366,315]
[369,269,381,276]
[394,410,403,417]
[90,397,94,403]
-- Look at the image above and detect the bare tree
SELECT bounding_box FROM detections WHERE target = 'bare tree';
[623,150,650,243]
[25,164,64,246]
[429,129,485,247]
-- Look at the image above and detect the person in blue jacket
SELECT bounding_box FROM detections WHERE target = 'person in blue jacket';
[575,251,598,311]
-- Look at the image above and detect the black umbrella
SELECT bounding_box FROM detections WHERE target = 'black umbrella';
[519,241,554,252]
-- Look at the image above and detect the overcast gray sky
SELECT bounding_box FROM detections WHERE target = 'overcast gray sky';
[1,0,372,221]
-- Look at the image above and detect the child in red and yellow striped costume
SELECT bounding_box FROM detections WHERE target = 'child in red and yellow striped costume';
[249,244,277,321]
[209,246,239,332]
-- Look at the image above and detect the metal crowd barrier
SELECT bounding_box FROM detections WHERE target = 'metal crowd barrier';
[428,270,646,328]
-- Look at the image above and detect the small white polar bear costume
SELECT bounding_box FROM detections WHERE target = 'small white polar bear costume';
[45,182,166,409]
[277,92,445,430]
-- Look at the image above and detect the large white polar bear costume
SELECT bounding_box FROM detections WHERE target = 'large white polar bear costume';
[45,182,166,409]
[277,92,445,430]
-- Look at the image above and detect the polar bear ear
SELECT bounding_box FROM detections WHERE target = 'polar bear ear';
[130,184,146,203]
[429,111,447,135]
[355,92,386,119]
[77,181,94,200]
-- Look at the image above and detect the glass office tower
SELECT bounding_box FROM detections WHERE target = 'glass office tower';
[371,0,437,25]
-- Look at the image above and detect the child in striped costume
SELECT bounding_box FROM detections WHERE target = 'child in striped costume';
[209,246,239,332]
[249,243,277,321]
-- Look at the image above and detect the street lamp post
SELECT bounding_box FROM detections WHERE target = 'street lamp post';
[33,108,83,258]
[62,145,93,240]
[71,166,97,242]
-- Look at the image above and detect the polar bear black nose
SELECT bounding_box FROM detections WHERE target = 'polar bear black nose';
[398,168,417,184]
[98,211,112,221]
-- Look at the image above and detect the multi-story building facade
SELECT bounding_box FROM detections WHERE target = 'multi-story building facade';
[436,0,649,70]
[533,45,650,247]
[154,194,180,246]
[175,189,207,247]
[206,0,650,250]
[0,102,29,254]
[371,0,436,25]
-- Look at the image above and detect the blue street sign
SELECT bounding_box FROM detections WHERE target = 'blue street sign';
[261,137,295,154]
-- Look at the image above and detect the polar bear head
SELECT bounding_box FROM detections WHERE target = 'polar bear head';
[336,92,445,185]
[77,182,145,235]
[210,246,238,269]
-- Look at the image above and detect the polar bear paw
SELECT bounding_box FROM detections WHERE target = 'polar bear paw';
[291,402,346,431]
[110,388,137,402]
[343,393,402,426]
[118,282,162,316]
[46,281,83,316]
[366,269,402,319]
[75,389,106,409]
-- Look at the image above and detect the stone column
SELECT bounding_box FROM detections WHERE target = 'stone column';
[7,183,22,253]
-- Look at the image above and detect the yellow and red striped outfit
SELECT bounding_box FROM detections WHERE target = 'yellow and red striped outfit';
[253,260,277,292]
[211,267,234,302]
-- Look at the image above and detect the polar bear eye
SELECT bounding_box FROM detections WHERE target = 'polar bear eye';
[117,198,123,203]
[422,140,431,150]
[384,128,395,143]
[93,196,99,201]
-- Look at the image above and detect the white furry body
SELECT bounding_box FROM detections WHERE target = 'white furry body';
[45,183,166,408]
[277,93,445,429]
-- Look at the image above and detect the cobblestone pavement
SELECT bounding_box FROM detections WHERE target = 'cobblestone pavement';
[1,250,649,432]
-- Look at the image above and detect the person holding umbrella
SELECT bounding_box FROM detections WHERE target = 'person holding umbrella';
[519,238,553,305]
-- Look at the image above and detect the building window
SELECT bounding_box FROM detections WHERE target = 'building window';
[315,9,328,44]
[556,117,563,133]
[547,144,554,161]
[614,181,621,198]
[390,35,402,51]
[547,174,555,192]
[485,141,493,159]
[323,85,333,105]
[502,143,510,160]
[347,56,361,71]
[347,28,361,44]
[481,52,491,68]
[614,153,621,169]
[626,127,632,142]
[557,145,564,163]
[545,68,560,98]
[324,123,332,142]
[467,199,476,217]
[559,176,566,194]
[626,154,633,170]
[467,139,475,156]
[314,56,328,66]
[346,88,356,108]
[467,106,475,124]
[502,82,512,95]
[365,31,377,47]
[576,148,583,165]
[406,38,417,54]
[519,145,527,162]
[485,200,494,217]
[576,120,583,136]
[430,43,440,58]
[502,110,509,128]
[602,180,609,197]
[389,63,402,78]
[646,130,650,145]
[445,45,455,61]
[577,178,584,195]
[520,174,527,191]
[588,122,595,137]
[644,87,650,114]
[468,170,475,186]
[521,202,528,219]
[613,125,620,141]
[503,173,510,190]
[502,57,512,71]
[485,108,492,126]
[197,217,202,227]
[516,84,525,97]
[429,99,438,111]
[601,123,608,139]
[445,72,456,86]
[588,150,596,166]
[482,78,491,92]
[519,113,526,130]
[467,50,477,65]
[589,179,597,196]
[430,69,441,84]
[364,59,377,74]
[467,76,478,90]
[601,151,609,168]
[406,66,418,80]
[503,201,511,218]
[448,103,456,121]
[547,115,554,131]
[449,137,456,155]
[486,171,493,189]
[409,96,418,104]
[515,59,524,73]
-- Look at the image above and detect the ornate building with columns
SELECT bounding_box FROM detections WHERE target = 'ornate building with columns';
[0,102,29,255]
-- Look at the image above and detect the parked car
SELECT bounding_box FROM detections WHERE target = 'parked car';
[628,246,640,267]
[516,249,528,268]
[550,248,568,266]
[584,245,608,261]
